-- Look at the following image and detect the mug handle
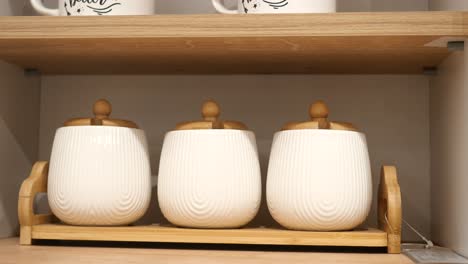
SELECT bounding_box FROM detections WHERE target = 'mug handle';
[212,0,238,14]
[30,0,60,16]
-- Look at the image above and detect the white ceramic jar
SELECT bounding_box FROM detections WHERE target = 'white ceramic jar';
[48,99,151,226]
[158,100,262,229]
[267,101,372,231]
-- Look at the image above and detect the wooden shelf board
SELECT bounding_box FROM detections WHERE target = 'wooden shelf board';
[31,224,388,247]
[0,12,466,74]
[1,238,415,264]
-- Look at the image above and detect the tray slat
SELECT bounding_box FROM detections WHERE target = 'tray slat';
[32,224,388,247]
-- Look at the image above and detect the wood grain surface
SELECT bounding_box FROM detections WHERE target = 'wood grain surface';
[379,166,403,254]
[0,12,466,74]
[18,162,52,245]
[0,238,414,264]
[31,224,388,247]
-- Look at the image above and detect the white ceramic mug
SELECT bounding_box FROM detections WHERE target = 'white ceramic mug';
[212,0,336,14]
[30,0,155,16]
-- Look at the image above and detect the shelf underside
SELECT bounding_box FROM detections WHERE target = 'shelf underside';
[0,12,466,74]
[31,224,388,248]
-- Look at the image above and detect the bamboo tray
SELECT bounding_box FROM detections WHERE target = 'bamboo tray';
[18,162,402,254]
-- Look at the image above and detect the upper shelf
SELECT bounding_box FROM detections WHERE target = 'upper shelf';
[0,11,466,75]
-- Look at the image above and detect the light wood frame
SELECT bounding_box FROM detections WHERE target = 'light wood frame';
[18,162,402,253]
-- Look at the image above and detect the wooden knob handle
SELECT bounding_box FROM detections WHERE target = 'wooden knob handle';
[93,99,112,120]
[309,100,329,120]
[202,100,220,122]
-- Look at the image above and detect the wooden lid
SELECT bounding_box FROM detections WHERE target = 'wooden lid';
[175,100,248,130]
[281,101,358,131]
[64,99,138,128]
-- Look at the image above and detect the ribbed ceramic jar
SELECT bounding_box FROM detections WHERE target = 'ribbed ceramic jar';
[48,100,151,226]
[266,101,372,231]
[158,101,262,228]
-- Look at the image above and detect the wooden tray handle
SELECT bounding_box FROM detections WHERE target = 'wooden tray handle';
[378,165,402,254]
[18,161,53,245]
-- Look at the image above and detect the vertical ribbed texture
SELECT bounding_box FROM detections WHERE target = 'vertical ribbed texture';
[267,130,372,231]
[158,130,262,229]
[48,126,151,226]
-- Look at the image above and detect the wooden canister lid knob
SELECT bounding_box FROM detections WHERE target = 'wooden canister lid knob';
[175,100,247,130]
[309,100,329,120]
[281,100,357,131]
[202,100,220,122]
[93,99,112,120]
[63,99,137,128]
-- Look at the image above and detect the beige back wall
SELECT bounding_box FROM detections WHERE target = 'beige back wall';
[0,1,26,15]
[0,1,41,239]
[0,62,40,238]
[429,0,468,257]
[429,0,468,10]
[430,47,468,257]
[39,75,430,241]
